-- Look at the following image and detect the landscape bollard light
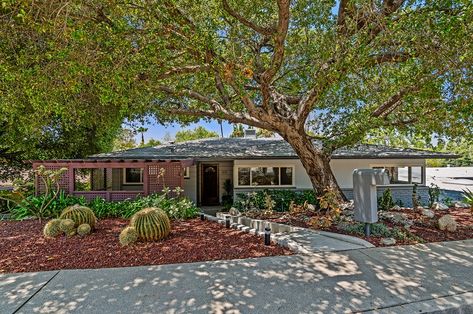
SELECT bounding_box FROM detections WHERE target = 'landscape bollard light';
[364,223,371,237]
[225,217,230,228]
[264,227,271,246]
[200,213,205,221]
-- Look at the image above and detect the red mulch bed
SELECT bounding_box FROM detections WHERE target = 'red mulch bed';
[0,219,291,273]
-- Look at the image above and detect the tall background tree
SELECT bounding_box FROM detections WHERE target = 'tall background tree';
[0,1,471,196]
[174,126,219,142]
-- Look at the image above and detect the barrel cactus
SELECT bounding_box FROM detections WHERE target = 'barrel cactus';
[60,205,97,229]
[119,226,138,246]
[130,207,171,242]
[60,219,76,236]
[43,219,63,238]
[77,223,91,236]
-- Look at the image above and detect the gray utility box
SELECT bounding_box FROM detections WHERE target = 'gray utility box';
[353,169,390,223]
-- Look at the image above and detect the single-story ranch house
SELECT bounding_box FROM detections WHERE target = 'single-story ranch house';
[33,133,456,207]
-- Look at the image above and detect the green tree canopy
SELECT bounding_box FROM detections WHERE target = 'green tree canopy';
[112,128,137,151]
[1,0,471,196]
[174,126,219,142]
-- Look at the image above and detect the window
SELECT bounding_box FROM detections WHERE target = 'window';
[183,167,190,179]
[237,166,294,187]
[123,168,143,184]
[238,167,250,186]
[373,166,424,184]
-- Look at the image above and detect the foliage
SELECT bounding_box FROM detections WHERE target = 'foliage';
[428,184,441,208]
[174,126,219,143]
[140,138,162,147]
[119,226,138,246]
[130,207,171,242]
[439,138,473,167]
[309,188,342,229]
[262,191,276,215]
[59,219,76,236]
[230,124,245,138]
[3,166,74,220]
[113,128,137,151]
[43,219,63,238]
[462,189,473,209]
[235,189,318,212]
[2,1,470,197]
[256,128,275,138]
[340,223,423,242]
[0,190,23,214]
[88,191,198,220]
[378,189,395,211]
[77,223,92,236]
[11,192,86,220]
[222,179,233,210]
[59,205,97,229]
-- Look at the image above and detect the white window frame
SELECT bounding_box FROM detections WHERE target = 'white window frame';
[235,165,295,188]
[123,168,144,185]
[183,167,190,179]
[370,164,425,185]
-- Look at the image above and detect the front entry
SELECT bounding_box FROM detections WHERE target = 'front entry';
[201,164,219,206]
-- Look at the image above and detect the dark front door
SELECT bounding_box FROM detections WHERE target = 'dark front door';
[201,164,219,206]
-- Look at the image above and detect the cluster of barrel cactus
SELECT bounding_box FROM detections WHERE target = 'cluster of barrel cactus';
[43,205,96,238]
[119,207,171,246]
[59,205,97,228]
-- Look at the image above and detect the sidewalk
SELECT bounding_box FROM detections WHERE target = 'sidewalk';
[1,240,473,313]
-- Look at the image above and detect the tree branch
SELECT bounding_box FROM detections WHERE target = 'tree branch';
[371,85,421,118]
[221,0,276,36]
[156,65,210,79]
[368,52,412,65]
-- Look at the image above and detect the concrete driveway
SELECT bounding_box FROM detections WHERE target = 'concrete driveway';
[1,240,473,313]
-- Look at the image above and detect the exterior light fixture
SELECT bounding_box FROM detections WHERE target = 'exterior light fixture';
[264,227,271,246]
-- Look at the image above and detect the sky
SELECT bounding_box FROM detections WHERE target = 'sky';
[132,120,234,142]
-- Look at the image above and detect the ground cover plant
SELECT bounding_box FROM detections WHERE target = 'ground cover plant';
[229,189,473,247]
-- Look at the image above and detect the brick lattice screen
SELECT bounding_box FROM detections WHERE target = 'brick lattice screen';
[148,162,183,196]
[35,161,184,201]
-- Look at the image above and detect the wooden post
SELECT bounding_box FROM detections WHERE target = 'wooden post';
[143,165,149,196]
[68,166,75,195]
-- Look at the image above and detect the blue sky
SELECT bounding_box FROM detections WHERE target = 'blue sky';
[134,120,234,142]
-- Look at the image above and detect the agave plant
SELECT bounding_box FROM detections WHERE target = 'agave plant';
[462,189,473,210]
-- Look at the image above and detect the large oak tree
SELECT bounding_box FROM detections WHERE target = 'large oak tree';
[1,0,471,196]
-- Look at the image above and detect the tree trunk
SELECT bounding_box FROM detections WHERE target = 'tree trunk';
[281,130,346,201]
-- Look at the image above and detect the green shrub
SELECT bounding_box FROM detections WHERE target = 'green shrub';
[235,189,319,212]
[119,226,138,246]
[88,193,198,220]
[77,223,91,236]
[378,189,395,211]
[43,219,63,237]
[59,205,97,229]
[428,184,441,208]
[130,207,171,242]
[340,222,423,242]
[462,188,473,209]
[11,191,86,220]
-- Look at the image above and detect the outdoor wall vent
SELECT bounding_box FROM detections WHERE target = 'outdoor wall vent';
[244,129,257,138]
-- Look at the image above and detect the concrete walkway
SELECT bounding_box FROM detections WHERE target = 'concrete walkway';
[2,240,473,313]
